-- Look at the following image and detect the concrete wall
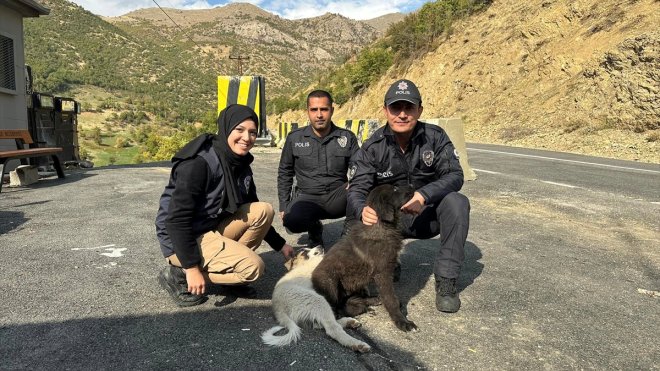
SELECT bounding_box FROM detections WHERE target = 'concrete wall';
[0,4,29,154]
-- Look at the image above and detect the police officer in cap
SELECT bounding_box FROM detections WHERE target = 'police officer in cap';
[277,90,360,248]
[346,79,471,313]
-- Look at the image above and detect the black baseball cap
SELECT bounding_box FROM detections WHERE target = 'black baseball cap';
[384,79,422,106]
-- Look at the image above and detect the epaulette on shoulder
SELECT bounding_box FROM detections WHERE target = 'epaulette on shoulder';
[337,126,357,139]
[289,126,307,135]
[361,127,386,149]
[420,121,448,137]
[335,126,356,136]
[284,126,308,141]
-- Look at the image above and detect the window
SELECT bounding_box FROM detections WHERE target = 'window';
[0,34,16,91]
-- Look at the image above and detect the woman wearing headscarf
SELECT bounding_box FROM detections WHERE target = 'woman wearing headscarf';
[155,104,294,307]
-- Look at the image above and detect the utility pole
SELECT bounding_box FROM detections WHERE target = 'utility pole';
[229,55,250,75]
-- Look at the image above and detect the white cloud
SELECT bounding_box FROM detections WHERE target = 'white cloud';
[278,1,406,20]
[68,0,424,19]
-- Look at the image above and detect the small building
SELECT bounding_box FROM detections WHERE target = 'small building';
[0,0,49,144]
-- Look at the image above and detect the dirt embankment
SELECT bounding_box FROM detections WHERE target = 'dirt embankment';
[271,0,659,163]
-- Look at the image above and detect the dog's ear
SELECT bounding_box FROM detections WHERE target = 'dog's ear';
[369,187,396,223]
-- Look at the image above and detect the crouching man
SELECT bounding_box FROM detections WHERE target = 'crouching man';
[346,79,470,313]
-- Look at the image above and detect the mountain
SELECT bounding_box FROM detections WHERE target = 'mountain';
[364,13,406,32]
[275,0,659,163]
[106,4,383,95]
[24,0,401,122]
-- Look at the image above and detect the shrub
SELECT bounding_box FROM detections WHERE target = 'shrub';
[115,136,129,148]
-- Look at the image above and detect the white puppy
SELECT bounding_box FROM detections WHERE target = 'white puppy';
[261,246,371,352]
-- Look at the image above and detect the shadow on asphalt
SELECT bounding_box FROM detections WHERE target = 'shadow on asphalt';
[86,161,172,170]
[11,171,99,192]
[0,307,373,369]
[3,295,428,370]
[8,161,172,194]
[397,240,483,307]
[0,210,28,234]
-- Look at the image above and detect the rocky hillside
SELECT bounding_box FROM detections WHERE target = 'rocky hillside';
[106,3,385,94]
[275,0,659,163]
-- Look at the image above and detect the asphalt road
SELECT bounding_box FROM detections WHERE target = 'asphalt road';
[468,143,660,201]
[0,145,658,370]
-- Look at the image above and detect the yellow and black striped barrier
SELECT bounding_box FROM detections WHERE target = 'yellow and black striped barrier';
[335,119,382,144]
[276,119,380,148]
[277,122,302,146]
[217,76,268,138]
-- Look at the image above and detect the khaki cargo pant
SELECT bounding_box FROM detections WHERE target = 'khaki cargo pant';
[167,202,274,285]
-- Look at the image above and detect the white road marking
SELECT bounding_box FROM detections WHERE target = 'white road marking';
[468,148,660,174]
[71,244,116,251]
[473,168,502,175]
[637,288,659,298]
[540,180,580,188]
[100,248,127,257]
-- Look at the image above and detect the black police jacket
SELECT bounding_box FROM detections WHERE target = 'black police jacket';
[347,121,464,219]
[277,123,359,212]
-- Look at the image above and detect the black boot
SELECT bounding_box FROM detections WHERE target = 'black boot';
[222,285,258,298]
[308,220,324,248]
[435,277,460,313]
[158,266,205,307]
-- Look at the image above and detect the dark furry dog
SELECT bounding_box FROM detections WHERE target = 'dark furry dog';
[312,184,417,332]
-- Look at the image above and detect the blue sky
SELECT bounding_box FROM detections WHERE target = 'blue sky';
[68,0,426,20]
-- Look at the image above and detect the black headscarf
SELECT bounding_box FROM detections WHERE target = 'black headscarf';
[212,104,258,214]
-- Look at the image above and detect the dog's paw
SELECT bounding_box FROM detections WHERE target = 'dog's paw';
[395,319,418,332]
[352,342,371,353]
[346,318,361,329]
[337,317,361,329]
[366,297,381,306]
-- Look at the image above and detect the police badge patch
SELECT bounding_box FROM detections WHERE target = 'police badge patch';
[338,136,347,148]
[244,175,252,192]
[347,164,357,181]
[422,150,434,167]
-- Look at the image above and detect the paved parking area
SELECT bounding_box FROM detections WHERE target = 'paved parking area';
[0,147,657,370]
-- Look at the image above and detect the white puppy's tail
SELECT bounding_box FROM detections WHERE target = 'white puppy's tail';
[261,318,302,347]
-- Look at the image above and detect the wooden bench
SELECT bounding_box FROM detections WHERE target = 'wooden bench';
[0,129,64,193]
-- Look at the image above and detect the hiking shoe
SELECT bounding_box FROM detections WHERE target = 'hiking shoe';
[158,266,205,307]
[308,220,324,248]
[435,277,460,313]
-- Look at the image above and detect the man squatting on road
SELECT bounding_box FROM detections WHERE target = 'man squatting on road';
[277,90,359,248]
[347,79,471,313]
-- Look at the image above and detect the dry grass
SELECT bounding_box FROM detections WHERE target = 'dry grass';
[498,125,536,142]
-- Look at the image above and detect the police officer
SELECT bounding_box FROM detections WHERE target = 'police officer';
[156,105,294,307]
[346,79,470,313]
[277,90,359,248]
